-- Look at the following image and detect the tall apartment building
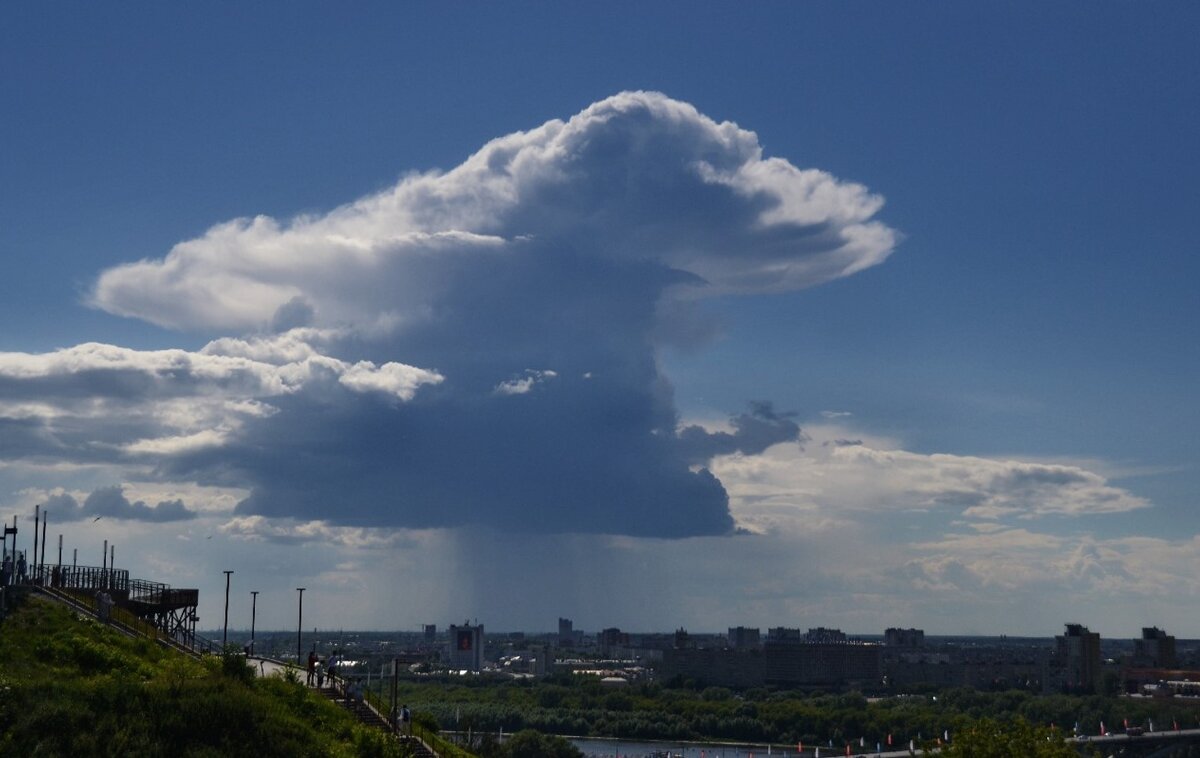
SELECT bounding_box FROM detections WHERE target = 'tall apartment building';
[448,622,485,672]
[884,628,925,648]
[598,627,630,656]
[764,627,881,689]
[728,626,761,650]
[557,617,574,647]
[1055,623,1101,693]
[1134,627,1176,668]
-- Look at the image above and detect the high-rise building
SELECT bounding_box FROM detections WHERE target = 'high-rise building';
[1055,623,1101,693]
[763,627,881,688]
[557,617,574,647]
[884,628,925,648]
[598,627,629,656]
[804,627,847,643]
[673,627,692,649]
[423,624,437,644]
[1134,627,1176,668]
[728,626,761,650]
[448,623,484,672]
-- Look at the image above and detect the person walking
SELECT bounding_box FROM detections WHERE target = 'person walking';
[306,648,318,686]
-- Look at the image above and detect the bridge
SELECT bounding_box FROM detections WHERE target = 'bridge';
[1068,728,1200,757]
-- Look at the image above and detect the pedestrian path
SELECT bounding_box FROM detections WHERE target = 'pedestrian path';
[247,657,437,756]
[247,656,293,680]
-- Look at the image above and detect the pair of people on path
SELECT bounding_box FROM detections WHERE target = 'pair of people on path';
[306,648,318,685]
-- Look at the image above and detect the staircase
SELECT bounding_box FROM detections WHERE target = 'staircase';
[316,683,437,757]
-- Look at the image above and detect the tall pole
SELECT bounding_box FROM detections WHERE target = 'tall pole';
[250,591,259,656]
[57,534,62,568]
[72,547,77,569]
[32,505,39,582]
[102,538,108,588]
[296,587,306,663]
[40,512,47,584]
[222,570,233,649]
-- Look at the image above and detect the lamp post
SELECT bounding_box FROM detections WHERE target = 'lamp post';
[296,587,306,663]
[222,570,234,649]
[32,505,39,583]
[250,590,259,656]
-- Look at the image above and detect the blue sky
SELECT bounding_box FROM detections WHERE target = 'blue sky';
[1,3,1197,636]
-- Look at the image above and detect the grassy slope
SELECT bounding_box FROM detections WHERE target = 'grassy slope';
[0,596,405,757]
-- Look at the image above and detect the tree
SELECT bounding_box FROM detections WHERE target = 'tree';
[490,729,583,758]
[931,717,1093,758]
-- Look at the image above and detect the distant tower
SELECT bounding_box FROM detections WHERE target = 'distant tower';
[1135,627,1176,668]
[598,627,629,657]
[884,628,925,648]
[1056,623,1101,693]
[423,624,437,644]
[448,622,484,672]
[728,626,761,650]
[558,617,574,647]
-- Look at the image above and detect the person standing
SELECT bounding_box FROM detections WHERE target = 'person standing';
[16,552,26,583]
[306,648,318,686]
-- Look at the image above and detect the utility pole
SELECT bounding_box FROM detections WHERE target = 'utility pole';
[222,570,234,649]
[296,587,306,663]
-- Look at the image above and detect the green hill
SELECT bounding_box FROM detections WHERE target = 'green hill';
[0,595,407,757]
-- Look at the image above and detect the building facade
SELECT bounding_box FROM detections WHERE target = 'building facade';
[448,623,485,672]
[1055,623,1101,693]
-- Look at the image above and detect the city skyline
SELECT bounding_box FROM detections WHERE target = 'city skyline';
[1,4,1197,636]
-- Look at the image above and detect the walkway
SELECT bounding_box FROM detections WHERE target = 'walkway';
[247,657,437,757]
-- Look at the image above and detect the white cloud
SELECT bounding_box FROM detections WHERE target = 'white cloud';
[493,369,557,396]
[219,514,419,549]
[91,91,896,334]
[713,425,1149,533]
[0,335,441,466]
[338,360,444,400]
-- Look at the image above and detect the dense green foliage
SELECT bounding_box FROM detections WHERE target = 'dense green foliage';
[377,672,1200,748]
[474,730,583,758]
[930,718,1086,758]
[0,597,407,757]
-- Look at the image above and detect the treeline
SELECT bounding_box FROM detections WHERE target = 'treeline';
[0,597,406,757]
[391,674,1200,747]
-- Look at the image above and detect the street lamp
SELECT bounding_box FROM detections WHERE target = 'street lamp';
[222,570,234,649]
[296,587,306,663]
[250,590,259,656]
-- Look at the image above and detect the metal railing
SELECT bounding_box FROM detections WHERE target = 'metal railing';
[359,679,465,757]
[42,585,160,642]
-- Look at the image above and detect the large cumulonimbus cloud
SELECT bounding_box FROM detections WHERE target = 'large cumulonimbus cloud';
[92,91,895,333]
[68,92,901,536]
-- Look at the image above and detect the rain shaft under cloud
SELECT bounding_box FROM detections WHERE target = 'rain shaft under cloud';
[58,92,899,536]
